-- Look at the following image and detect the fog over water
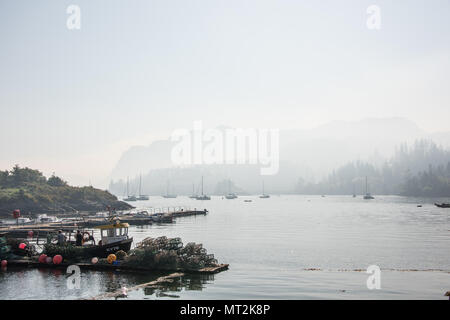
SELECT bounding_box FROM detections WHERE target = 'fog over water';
[1,1,450,188]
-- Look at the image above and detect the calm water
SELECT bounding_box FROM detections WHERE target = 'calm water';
[1,195,449,299]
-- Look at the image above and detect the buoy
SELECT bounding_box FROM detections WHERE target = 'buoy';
[45,257,53,264]
[1,260,7,267]
[38,254,47,263]
[19,243,26,250]
[28,231,34,238]
[107,254,117,264]
[91,257,98,264]
[53,255,63,265]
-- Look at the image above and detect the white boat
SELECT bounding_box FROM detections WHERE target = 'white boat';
[137,174,149,200]
[16,217,34,224]
[225,180,238,199]
[163,179,177,198]
[259,181,270,198]
[363,176,374,200]
[123,177,137,201]
[95,211,110,218]
[196,176,211,200]
[36,214,61,223]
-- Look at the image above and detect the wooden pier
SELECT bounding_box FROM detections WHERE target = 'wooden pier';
[6,258,229,275]
[170,209,208,218]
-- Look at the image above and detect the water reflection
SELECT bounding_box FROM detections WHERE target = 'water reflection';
[143,274,215,298]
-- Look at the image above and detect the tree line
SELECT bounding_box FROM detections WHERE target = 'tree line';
[0,165,67,188]
[295,140,450,197]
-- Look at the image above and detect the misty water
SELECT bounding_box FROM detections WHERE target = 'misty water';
[0,195,449,300]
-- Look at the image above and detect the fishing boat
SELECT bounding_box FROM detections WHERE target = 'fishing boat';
[136,174,149,200]
[196,176,211,200]
[363,176,374,200]
[434,203,450,208]
[44,221,133,258]
[259,181,270,198]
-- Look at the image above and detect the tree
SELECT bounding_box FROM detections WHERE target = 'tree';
[47,175,67,187]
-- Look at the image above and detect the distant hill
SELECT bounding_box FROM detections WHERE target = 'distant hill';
[0,166,132,216]
[107,117,450,195]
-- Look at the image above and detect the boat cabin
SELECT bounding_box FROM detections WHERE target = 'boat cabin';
[95,222,130,246]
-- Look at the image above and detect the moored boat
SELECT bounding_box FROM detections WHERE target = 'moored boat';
[36,214,61,224]
[259,181,270,198]
[44,221,133,259]
[363,176,374,200]
[196,176,210,200]
[434,203,450,208]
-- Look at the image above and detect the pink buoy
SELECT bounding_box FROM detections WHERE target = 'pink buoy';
[91,257,98,264]
[1,260,7,267]
[28,231,34,238]
[45,257,52,264]
[38,254,47,264]
[53,255,63,265]
[19,243,26,250]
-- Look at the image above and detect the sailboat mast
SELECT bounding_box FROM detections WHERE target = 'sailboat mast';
[365,176,368,194]
[139,174,142,196]
[201,176,204,196]
[127,177,129,197]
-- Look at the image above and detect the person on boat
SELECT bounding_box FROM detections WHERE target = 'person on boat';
[76,230,83,246]
[57,230,66,246]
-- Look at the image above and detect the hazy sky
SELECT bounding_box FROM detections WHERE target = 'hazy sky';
[1,0,449,186]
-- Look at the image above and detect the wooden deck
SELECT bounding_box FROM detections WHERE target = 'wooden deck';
[6,259,229,274]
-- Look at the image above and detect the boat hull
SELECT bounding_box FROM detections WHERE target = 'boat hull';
[86,238,133,258]
[435,203,450,208]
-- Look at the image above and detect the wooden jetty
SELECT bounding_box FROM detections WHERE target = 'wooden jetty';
[6,258,229,275]
[170,209,208,218]
[0,222,81,238]
[0,208,209,239]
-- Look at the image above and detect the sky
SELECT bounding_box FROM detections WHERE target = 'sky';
[1,0,449,186]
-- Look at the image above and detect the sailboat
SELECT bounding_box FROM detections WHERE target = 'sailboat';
[363,176,374,200]
[162,180,177,198]
[123,177,137,202]
[189,183,198,199]
[137,174,149,200]
[259,180,270,198]
[352,184,356,197]
[196,176,211,200]
[225,180,237,199]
